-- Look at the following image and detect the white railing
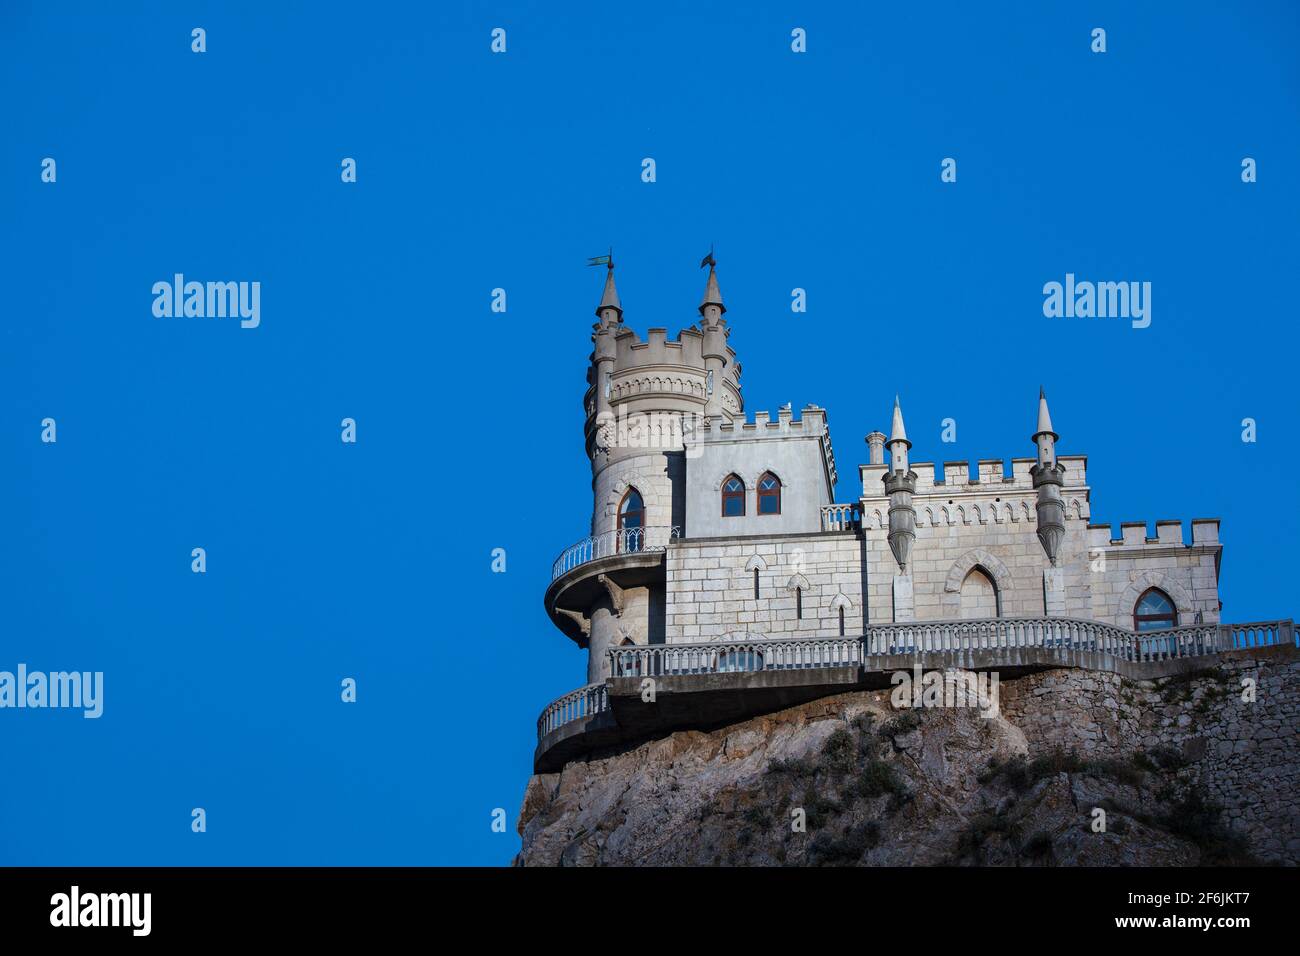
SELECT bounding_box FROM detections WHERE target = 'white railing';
[610,636,863,677]
[1226,620,1296,649]
[821,503,862,531]
[536,616,1295,742]
[550,526,681,581]
[536,683,608,739]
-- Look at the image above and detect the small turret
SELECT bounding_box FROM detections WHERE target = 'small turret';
[1032,385,1057,468]
[590,262,622,449]
[1030,387,1067,566]
[887,395,911,472]
[698,252,729,420]
[882,396,918,572]
[596,261,622,326]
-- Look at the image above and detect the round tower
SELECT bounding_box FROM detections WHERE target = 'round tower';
[550,258,744,684]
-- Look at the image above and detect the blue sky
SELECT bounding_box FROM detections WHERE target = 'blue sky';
[1,2,1297,865]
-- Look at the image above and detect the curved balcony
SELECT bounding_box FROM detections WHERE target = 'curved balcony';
[533,616,1296,770]
[550,526,681,581]
[536,682,608,738]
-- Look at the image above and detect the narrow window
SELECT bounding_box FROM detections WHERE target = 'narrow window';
[706,369,714,395]
[757,472,781,515]
[722,475,745,517]
[603,371,612,398]
[617,488,645,552]
[838,606,845,637]
[753,568,759,600]
[796,587,803,619]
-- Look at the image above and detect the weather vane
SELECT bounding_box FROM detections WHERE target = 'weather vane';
[587,247,614,269]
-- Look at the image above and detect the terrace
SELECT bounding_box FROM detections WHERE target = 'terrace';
[533,616,1296,772]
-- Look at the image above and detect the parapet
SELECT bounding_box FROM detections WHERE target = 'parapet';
[691,405,838,487]
[1088,518,1221,548]
[695,404,828,439]
[610,324,740,387]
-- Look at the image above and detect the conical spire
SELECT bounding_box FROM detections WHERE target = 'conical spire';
[1034,386,1057,438]
[596,263,622,318]
[699,264,726,315]
[890,395,909,444]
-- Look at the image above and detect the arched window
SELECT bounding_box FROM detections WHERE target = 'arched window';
[1134,588,1177,631]
[796,586,803,619]
[721,475,745,517]
[838,606,845,637]
[618,488,645,552]
[753,568,760,600]
[959,566,999,619]
[757,472,781,515]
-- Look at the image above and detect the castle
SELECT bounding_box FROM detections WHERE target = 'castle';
[536,259,1291,773]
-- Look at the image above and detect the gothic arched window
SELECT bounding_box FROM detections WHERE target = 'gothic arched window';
[721,475,745,517]
[1134,588,1177,632]
[959,566,999,620]
[618,488,645,552]
[757,472,781,515]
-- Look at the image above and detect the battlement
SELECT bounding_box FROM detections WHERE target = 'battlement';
[609,324,740,383]
[1085,518,1221,549]
[860,454,1089,499]
[687,404,838,490]
[695,404,828,438]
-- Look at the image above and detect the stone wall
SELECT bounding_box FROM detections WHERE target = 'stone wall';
[1000,646,1299,864]
[666,532,864,641]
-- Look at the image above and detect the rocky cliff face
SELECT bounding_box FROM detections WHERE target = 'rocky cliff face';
[516,649,1298,866]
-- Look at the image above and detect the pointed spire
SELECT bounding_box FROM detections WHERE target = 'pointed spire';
[1034,386,1057,439]
[699,264,725,315]
[890,395,909,444]
[596,262,622,319]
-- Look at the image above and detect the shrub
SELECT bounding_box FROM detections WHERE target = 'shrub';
[854,759,905,800]
[820,728,857,776]
[809,820,881,865]
[768,754,815,778]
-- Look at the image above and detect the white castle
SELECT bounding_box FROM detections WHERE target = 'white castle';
[535,258,1287,772]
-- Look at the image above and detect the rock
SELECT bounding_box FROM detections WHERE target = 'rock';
[518,656,1299,866]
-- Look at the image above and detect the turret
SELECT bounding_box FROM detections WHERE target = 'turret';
[882,396,918,572]
[1030,387,1067,567]
[699,254,728,421]
[590,262,622,428]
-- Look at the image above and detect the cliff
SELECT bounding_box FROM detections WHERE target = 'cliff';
[516,647,1298,866]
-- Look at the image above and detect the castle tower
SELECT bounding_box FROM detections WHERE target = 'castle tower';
[554,259,746,683]
[883,397,919,622]
[1031,388,1068,615]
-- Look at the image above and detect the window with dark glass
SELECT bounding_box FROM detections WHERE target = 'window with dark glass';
[838,606,845,636]
[796,587,803,619]
[757,472,781,515]
[753,568,760,600]
[1134,588,1177,631]
[722,475,745,517]
[618,488,645,552]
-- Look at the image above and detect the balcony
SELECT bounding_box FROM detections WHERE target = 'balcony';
[821,503,861,531]
[532,616,1296,770]
[550,526,681,581]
